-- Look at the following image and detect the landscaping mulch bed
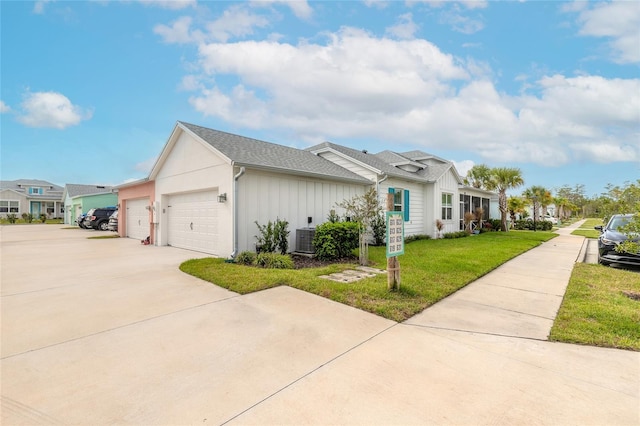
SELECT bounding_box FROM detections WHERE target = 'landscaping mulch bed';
[291,254,357,269]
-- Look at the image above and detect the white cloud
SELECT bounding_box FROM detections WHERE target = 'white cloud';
[134,156,158,173]
[154,16,203,44]
[206,5,270,42]
[250,0,313,20]
[571,1,640,64]
[17,91,92,129]
[0,100,10,113]
[33,0,52,14]
[179,25,637,167]
[453,159,475,177]
[385,13,419,40]
[137,0,196,10]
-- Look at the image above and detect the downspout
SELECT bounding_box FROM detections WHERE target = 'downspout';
[230,166,246,259]
[376,173,388,196]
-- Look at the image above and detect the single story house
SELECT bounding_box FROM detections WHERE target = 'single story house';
[119,121,498,257]
[61,184,118,225]
[0,179,64,219]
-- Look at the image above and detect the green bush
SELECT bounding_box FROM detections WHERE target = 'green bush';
[21,213,34,223]
[443,231,470,239]
[39,213,47,223]
[371,212,386,246]
[405,234,432,243]
[255,252,294,269]
[514,219,553,231]
[236,251,256,265]
[255,218,290,254]
[6,214,18,224]
[313,221,360,260]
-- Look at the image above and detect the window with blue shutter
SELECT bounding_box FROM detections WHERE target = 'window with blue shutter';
[388,187,409,220]
[404,189,410,221]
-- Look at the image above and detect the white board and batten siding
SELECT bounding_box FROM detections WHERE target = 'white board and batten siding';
[433,168,461,234]
[126,198,151,241]
[236,169,367,254]
[380,180,425,237]
[155,130,234,256]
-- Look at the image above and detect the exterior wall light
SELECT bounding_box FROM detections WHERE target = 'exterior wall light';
[217,193,227,203]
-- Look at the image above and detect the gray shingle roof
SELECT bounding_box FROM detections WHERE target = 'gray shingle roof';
[0,179,63,199]
[179,122,371,184]
[307,142,420,181]
[65,184,114,198]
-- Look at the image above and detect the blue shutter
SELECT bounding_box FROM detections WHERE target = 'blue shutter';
[404,190,410,221]
[388,187,395,195]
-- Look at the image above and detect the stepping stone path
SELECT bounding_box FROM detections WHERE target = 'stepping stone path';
[319,266,387,283]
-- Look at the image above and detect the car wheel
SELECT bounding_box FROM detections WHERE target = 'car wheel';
[98,221,109,231]
[597,253,610,266]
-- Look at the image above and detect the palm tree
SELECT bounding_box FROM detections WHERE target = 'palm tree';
[507,196,527,227]
[464,164,492,189]
[486,167,524,232]
[523,186,552,222]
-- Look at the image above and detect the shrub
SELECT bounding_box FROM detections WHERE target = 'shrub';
[236,251,256,265]
[255,252,294,269]
[39,213,47,223]
[6,214,17,224]
[371,212,386,246]
[255,218,290,254]
[313,221,359,260]
[405,234,432,243]
[443,231,469,239]
[22,213,34,223]
[514,219,553,231]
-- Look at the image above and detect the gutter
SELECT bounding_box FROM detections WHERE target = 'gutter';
[376,174,388,196]
[230,166,246,259]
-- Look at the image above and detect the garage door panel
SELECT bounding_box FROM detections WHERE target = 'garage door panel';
[167,191,219,255]
[126,198,150,241]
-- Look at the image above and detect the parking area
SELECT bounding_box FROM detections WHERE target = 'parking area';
[1,225,638,425]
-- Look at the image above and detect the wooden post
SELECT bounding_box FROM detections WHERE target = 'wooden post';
[386,193,400,291]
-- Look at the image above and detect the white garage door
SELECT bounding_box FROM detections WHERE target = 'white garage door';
[167,191,219,255]
[126,198,150,241]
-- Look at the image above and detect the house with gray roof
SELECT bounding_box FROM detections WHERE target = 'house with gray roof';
[0,179,64,219]
[124,121,497,256]
[61,184,118,225]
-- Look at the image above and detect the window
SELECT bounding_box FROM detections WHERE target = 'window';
[442,193,453,220]
[0,200,19,213]
[388,188,410,221]
[29,187,42,195]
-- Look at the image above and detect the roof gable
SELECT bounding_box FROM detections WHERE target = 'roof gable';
[150,122,370,184]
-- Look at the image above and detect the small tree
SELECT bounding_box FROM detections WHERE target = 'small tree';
[463,212,475,233]
[337,188,383,266]
[435,219,444,238]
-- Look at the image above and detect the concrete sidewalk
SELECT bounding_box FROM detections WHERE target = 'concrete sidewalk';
[405,220,587,340]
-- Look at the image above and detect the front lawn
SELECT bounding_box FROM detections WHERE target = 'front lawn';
[571,218,604,239]
[180,231,556,322]
[550,263,640,351]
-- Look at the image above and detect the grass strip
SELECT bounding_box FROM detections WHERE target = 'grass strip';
[550,263,640,351]
[181,231,555,322]
[571,218,603,239]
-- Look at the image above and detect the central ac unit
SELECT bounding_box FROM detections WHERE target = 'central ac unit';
[295,228,315,254]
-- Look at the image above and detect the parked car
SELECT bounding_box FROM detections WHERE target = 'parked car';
[77,213,88,229]
[107,210,118,232]
[544,215,558,225]
[595,214,640,266]
[83,207,117,231]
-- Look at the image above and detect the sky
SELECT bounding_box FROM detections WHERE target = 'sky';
[1,0,639,198]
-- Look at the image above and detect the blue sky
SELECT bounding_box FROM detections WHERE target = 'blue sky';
[1,0,638,197]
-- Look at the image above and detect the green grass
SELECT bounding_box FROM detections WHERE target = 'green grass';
[571,218,604,239]
[87,234,120,239]
[0,218,64,225]
[550,263,640,351]
[180,231,556,322]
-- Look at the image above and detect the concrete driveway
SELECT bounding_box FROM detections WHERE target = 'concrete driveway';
[1,225,638,425]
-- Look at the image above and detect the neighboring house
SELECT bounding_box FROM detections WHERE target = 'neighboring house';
[61,184,118,225]
[0,179,64,219]
[130,121,498,257]
[114,179,155,242]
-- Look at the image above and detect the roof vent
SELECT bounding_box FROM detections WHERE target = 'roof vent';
[362,149,368,154]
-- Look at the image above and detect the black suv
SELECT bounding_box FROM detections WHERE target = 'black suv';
[83,207,117,231]
[595,214,640,266]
